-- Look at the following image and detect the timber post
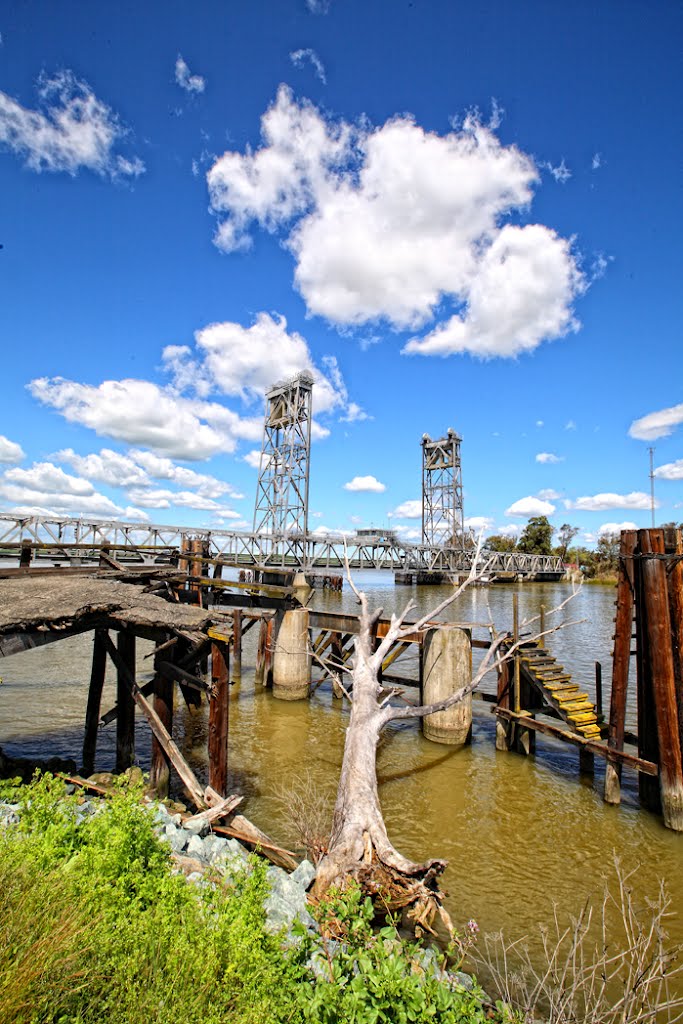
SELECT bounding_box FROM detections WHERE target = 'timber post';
[231,609,242,684]
[272,607,311,700]
[82,627,108,776]
[604,530,636,805]
[422,625,472,746]
[255,617,274,688]
[639,529,683,830]
[150,637,174,797]
[115,629,136,772]
[209,640,230,796]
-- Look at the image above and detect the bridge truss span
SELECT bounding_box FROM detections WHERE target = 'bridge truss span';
[0,513,565,579]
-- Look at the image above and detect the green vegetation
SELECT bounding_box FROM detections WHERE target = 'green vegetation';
[0,775,502,1024]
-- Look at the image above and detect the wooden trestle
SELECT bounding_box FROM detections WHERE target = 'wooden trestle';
[1,526,682,832]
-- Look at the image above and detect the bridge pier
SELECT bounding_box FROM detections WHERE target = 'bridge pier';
[272,608,312,701]
[421,626,472,745]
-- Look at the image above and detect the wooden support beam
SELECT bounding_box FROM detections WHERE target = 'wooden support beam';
[150,638,174,798]
[115,629,136,772]
[104,632,206,809]
[82,628,108,776]
[100,680,154,726]
[255,617,274,687]
[231,609,242,684]
[209,641,230,797]
[639,530,683,830]
[665,527,683,764]
[605,530,636,806]
[494,708,658,775]
[156,659,212,694]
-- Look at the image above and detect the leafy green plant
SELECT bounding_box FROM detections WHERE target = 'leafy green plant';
[295,883,493,1024]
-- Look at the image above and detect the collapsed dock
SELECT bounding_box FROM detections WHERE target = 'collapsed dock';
[0,526,681,833]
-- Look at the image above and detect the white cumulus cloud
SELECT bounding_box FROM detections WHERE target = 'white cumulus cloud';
[5,462,94,496]
[505,496,556,517]
[0,435,25,464]
[389,499,422,519]
[655,459,683,481]
[567,491,656,512]
[0,70,144,178]
[29,377,261,460]
[598,521,637,536]
[343,475,385,493]
[535,452,563,464]
[206,87,584,357]
[464,515,494,532]
[175,55,206,94]
[629,402,683,441]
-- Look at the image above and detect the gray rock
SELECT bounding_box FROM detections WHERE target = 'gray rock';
[150,803,171,827]
[183,817,210,838]
[264,866,315,936]
[451,970,475,992]
[163,823,188,854]
[186,871,203,884]
[290,859,316,891]
[186,834,207,861]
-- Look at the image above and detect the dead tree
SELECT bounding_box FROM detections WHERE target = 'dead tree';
[312,552,579,935]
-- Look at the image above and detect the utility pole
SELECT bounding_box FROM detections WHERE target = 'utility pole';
[648,447,656,528]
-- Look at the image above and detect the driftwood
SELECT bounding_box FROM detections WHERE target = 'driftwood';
[184,793,243,828]
[312,545,579,934]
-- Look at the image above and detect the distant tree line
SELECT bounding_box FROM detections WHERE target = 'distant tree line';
[483,516,683,579]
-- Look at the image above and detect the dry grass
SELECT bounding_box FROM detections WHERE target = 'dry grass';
[471,859,683,1024]
[274,769,334,865]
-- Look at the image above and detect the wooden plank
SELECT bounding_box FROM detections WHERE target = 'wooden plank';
[0,622,94,658]
[640,529,683,830]
[82,628,108,776]
[665,527,683,763]
[494,708,658,775]
[637,531,663,812]
[231,609,242,684]
[157,659,212,694]
[605,530,636,805]
[115,629,136,772]
[184,794,242,829]
[209,641,230,797]
[104,632,206,809]
[150,639,174,798]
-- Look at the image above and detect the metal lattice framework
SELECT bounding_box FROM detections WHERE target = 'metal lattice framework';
[421,429,464,548]
[0,513,565,577]
[252,373,313,555]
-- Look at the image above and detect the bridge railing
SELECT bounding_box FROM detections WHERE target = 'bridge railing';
[0,514,564,576]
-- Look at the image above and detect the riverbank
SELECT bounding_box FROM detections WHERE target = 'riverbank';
[0,771,497,1024]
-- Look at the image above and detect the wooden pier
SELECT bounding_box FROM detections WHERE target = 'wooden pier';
[1,526,682,833]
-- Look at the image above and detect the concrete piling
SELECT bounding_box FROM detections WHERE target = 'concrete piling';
[422,626,472,746]
[272,608,312,701]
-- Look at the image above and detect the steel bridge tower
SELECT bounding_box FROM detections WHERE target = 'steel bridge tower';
[421,429,465,548]
[253,373,314,546]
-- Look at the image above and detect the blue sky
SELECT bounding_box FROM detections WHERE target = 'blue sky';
[1,0,682,546]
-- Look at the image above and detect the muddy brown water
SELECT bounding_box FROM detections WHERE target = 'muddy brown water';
[2,575,682,989]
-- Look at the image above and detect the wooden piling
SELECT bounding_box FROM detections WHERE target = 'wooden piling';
[255,617,274,687]
[639,529,683,831]
[231,609,242,684]
[82,628,108,776]
[115,629,136,772]
[150,638,174,797]
[209,640,230,796]
[495,655,512,751]
[604,530,636,806]
[665,527,683,760]
[636,531,663,813]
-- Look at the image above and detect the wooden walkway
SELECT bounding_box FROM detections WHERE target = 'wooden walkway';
[517,640,601,739]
